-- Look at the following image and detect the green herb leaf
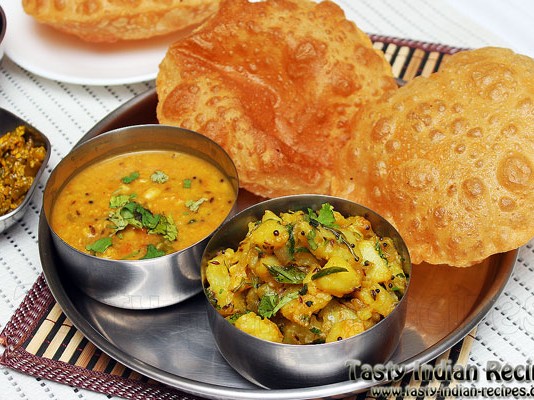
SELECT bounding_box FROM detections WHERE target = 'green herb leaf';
[107,198,178,241]
[258,292,298,319]
[121,171,139,184]
[309,327,322,335]
[308,203,336,228]
[311,266,348,280]
[139,208,160,229]
[151,170,169,184]
[258,294,277,319]
[110,194,136,208]
[149,214,178,241]
[186,198,208,212]
[227,312,249,324]
[286,224,295,259]
[375,240,389,265]
[183,179,192,189]
[86,237,112,253]
[141,244,166,259]
[266,264,306,284]
[306,229,318,250]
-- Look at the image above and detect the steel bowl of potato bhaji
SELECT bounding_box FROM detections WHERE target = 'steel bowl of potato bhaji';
[201,194,412,389]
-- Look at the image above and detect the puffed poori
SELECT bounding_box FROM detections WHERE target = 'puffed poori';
[332,47,534,267]
[22,0,220,43]
[156,0,397,198]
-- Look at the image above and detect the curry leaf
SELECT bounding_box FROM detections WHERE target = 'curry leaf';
[311,266,348,280]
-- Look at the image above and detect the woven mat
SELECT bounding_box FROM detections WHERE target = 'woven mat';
[1,36,472,399]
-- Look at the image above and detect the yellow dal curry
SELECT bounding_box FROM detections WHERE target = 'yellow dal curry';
[51,150,235,260]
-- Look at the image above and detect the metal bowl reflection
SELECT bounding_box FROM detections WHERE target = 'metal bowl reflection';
[201,194,412,389]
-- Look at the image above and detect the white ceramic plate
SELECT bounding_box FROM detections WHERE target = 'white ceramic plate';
[0,1,189,85]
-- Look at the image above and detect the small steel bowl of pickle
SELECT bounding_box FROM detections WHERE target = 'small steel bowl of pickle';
[201,194,412,389]
[42,124,239,309]
[0,108,51,233]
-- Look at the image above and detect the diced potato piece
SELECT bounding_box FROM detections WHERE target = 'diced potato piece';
[235,312,283,343]
[293,251,321,270]
[357,284,398,317]
[282,318,323,344]
[250,254,280,283]
[262,210,282,223]
[142,187,161,200]
[372,289,398,316]
[325,319,365,342]
[319,300,358,332]
[313,256,362,297]
[359,240,391,283]
[281,292,332,327]
[250,219,289,250]
[205,255,232,308]
[228,259,249,293]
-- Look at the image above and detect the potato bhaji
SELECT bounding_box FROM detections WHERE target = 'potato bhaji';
[204,203,408,344]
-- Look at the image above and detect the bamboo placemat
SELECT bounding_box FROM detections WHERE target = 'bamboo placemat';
[1,36,469,400]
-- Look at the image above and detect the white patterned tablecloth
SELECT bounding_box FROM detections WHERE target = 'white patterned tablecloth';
[0,0,533,399]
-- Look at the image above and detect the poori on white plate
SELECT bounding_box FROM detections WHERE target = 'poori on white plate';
[22,0,220,42]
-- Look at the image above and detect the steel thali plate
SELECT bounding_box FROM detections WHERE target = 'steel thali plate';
[39,88,517,400]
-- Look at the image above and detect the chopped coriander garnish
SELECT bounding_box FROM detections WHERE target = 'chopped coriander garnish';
[110,193,136,208]
[186,197,208,212]
[266,264,305,284]
[151,170,169,184]
[286,224,295,259]
[86,237,112,254]
[227,311,249,324]
[183,178,192,189]
[121,171,139,184]
[258,292,298,319]
[309,327,322,335]
[107,195,178,241]
[307,203,337,228]
[141,244,166,259]
[306,229,318,250]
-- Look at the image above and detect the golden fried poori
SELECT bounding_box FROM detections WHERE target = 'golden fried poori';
[332,47,534,267]
[22,0,220,43]
[156,0,397,198]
